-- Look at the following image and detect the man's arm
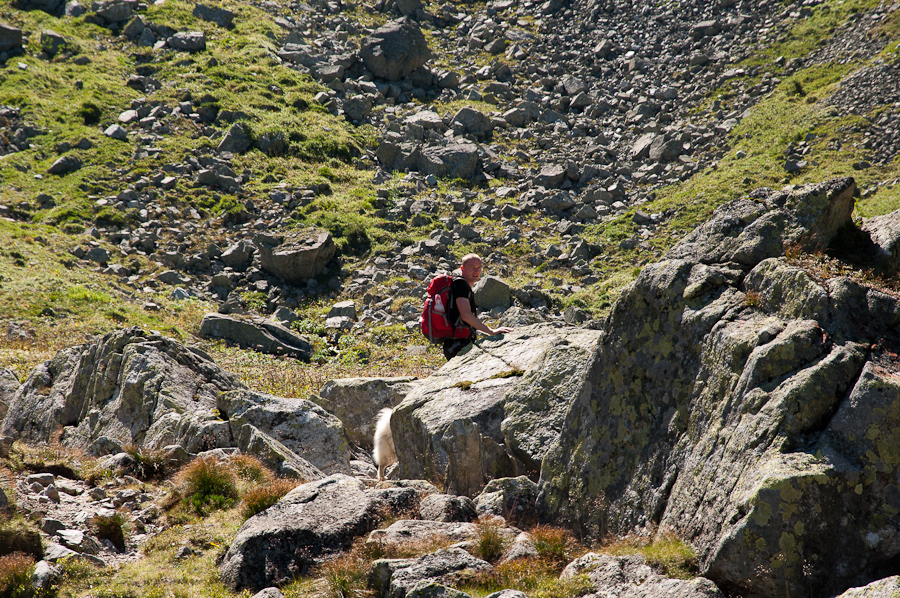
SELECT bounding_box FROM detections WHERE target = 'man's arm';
[456,297,513,336]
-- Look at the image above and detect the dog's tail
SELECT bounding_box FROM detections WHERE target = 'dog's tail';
[373,407,398,481]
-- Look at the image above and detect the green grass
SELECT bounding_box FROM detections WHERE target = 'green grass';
[175,456,239,515]
[603,532,698,580]
[741,0,885,67]
[456,559,594,598]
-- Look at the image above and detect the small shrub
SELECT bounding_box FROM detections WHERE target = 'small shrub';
[0,552,34,598]
[241,478,298,519]
[640,532,698,579]
[92,512,127,552]
[366,532,452,560]
[242,291,268,312]
[123,445,169,481]
[229,455,272,484]
[744,290,761,308]
[788,79,806,97]
[176,457,238,516]
[320,554,368,598]
[292,318,326,337]
[472,517,508,563]
[530,526,576,567]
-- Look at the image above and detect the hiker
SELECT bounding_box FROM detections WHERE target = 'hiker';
[442,253,513,360]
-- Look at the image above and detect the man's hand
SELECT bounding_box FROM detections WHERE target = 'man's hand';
[488,326,514,335]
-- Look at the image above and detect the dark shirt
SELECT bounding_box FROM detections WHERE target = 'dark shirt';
[448,277,476,329]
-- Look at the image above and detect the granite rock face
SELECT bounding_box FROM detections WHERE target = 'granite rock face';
[0,327,238,455]
[562,553,724,598]
[391,323,600,496]
[539,178,900,597]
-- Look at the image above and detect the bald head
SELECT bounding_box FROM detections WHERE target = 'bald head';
[460,254,483,286]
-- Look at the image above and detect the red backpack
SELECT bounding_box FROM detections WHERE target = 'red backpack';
[421,274,472,342]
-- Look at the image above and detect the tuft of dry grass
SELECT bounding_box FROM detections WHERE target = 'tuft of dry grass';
[0,552,35,598]
[92,511,127,553]
[171,456,239,516]
[122,445,171,482]
[229,454,273,484]
[472,517,509,563]
[529,525,580,569]
[8,439,109,484]
[364,531,453,560]
[241,478,300,520]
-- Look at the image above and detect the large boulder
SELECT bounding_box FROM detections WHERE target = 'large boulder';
[835,577,900,597]
[862,209,900,271]
[318,377,419,449]
[253,230,336,285]
[192,3,234,28]
[367,520,479,550]
[199,313,313,360]
[391,323,600,496]
[15,0,63,14]
[359,17,433,81]
[417,494,477,523]
[93,0,134,23]
[472,276,511,311]
[219,475,419,591]
[0,23,23,52]
[416,143,481,180]
[451,107,492,138]
[386,549,492,598]
[538,178,900,597]
[218,389,352,475]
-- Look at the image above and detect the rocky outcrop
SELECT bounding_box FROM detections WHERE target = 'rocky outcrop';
[0,328,238,455]
[562,553,724,598]
[392,323,600,496]
[862,209,900,271]
[198,313,313,360]
[417,494,476,523]
[219,474,419,591]
[538,178,900,597]
[0,368,19,420]
[367,520,479,550]
[253,229,336,285]
[0,329,343,480]
[318,377,419,448]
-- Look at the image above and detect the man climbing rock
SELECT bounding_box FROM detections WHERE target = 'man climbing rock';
[443,253,513,359]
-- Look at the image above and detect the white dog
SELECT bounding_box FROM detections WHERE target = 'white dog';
[373,408,397,481]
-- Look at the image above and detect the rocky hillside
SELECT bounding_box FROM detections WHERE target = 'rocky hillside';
[0,0,898,357]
